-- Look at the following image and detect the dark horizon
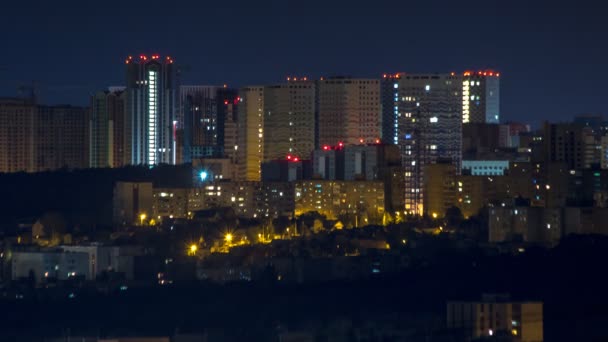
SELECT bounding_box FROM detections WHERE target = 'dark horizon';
[1,0,607,125]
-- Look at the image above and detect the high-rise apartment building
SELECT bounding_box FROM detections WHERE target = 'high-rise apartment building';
[179,85,221,162]
[317,77,381,147]
[543,122,599,170]
[125,54,176,165]
[237,86,264,181]
[0,98,35,173]
[1,98,88,173]
[462,70,500,123]
[387,73,462,215]
[217,87,240,163]
[89,88,128,168]
[263,79,316,161]
[34,105,89,171]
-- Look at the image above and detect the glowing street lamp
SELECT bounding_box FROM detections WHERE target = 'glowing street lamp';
[199,170,209,182]
[188,244,198,256]
[140,213,147,226]
[225,233,233,244]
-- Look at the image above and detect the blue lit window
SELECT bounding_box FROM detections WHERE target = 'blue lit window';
[405,134,412,139]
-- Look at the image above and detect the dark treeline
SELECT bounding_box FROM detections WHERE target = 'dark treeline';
[0,165,192,229]
[1,235,607,341]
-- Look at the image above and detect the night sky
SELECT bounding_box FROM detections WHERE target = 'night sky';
[0,0,606,125]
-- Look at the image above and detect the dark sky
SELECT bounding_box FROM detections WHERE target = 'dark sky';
[0,0,606,125]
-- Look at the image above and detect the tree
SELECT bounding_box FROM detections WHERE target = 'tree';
[444,206,464,227]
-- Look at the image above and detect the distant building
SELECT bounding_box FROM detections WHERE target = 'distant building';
[61,244,144,280]
[462,70,500,123]
[0,98,35,173]
[177,86,240,164]
[312,146,345,180]
[462,160,509,176]
[35,104,89,171]
[462,123,501,154]
[237,86,264,181]
[543,122,599,170]
[153,188,190,220]
[125,54,176,165]
[113,182,153,225]
[192,158,234,185]
[89,88,128,168]
[12,250,90,283]
[179,85,222,162]
[317,77,381,147]
[263,80,316,161]
[489,206,563,246]
[423,161,457,218]
[447,294,543,342]
[295,180,385,223]
[200,181,294,219]
[261,159,310,182]
[0,99,89,173]
[388,73,462,215]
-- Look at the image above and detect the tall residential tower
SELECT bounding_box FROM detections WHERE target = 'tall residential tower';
[125,55,176,165]
[386,73,462,215]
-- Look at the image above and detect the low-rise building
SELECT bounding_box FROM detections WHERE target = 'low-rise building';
[447,294,543,342]
[113,182,153,226]
[295,180,385,223]
[12,250,90,282]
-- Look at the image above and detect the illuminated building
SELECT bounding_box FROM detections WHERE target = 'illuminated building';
[34,105,89,171]
[217,87,240,164]
[423,161,457,218]
[153,188,190,219]
[294,180,385,223]
[317,77,381,146]
[179,85,221,162]
[462,160,509,176]
[389,73,462,215]
[89,88,128,168]
[200,181,294,219]
[447,294,543,342]
[461,70,500,123]
[237,86,264,181]
[178,86,239,163]
[264,79,315,161]
[125,54,176,165]
[312,146,345,180]
[312,144,403,213]
[112,182,153,226]
[0,98,35,173]
[192,157,234,185]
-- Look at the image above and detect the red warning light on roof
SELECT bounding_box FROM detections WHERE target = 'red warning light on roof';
[293,157,299,162]
[224,100,229,105]
[323,145,330,151]
[338,142,344,147]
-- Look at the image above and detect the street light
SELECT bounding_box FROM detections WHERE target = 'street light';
[140,213,147,226]
[225,233,233,244]
[188,244,197,256]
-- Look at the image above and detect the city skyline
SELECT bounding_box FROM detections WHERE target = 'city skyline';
[0,0,606,125]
